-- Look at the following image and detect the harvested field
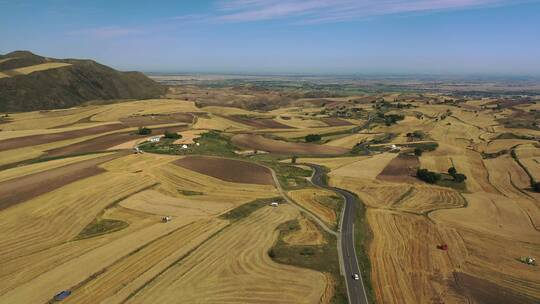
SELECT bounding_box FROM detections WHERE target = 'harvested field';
[484,139,536,153]
[231,134,349,155]
[319,117,353,126]
[329,153,397,180]
[174,156,274,185]
[226,115,294,129]
[283,215,326,246]
[0,151,126,210]
[90,99,199,122]
[324,133,376,149]
[45,125,187,157]
[288,188,339,227]
[368,209,467,304]
[60,219,228,304]
[193,114,254,131]
[274,116,328,128]
[261,125,356,139]
[119,113,194,127]
[0,107,107,131]
[377,153,420,183]
[514,144,540,181]
[126,205,327,304]
[0,152,114,183]
[0,123,125,152]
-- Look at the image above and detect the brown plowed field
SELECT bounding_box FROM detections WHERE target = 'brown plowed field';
[46,125,187,157]
[0,152,126,210]
[119,113,194,127]
[174,156,274,185]
[377,153,420,183]
[232,134,349,155]
[0,123,125,152]
[319,117,353,126]
[226,115,294,129]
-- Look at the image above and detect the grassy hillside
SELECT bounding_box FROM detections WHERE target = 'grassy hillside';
[0,51,167,112]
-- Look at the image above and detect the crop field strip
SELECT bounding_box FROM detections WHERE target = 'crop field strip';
[126,205,327,304]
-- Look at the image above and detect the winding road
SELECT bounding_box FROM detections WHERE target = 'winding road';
[307,164,370,304]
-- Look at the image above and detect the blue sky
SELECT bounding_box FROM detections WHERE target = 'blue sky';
[1,0,539,75]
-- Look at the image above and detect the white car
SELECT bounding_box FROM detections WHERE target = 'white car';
[352,273,360,280]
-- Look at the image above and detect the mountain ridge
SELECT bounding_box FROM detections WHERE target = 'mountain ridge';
[0,51,167,112]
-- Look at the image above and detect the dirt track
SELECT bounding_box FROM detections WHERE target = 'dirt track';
[0,152,126,210]
[174,156,274,185]
[232,134,349,155]
[46,125,187,157]
[0,123,125,152]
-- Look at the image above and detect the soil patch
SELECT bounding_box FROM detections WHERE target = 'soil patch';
[232,134,349,155]
[377,153,420,183]
[0,123,125,152]
[174,156,274,185]
[453,272,539,304]
[0,152,126,210]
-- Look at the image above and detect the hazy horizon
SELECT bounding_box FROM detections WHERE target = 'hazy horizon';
[2,0,540,76]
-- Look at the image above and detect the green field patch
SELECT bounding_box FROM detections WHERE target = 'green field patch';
[76,218,128,240]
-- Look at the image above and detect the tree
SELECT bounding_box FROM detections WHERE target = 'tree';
[416,168,441,184]
[291,155,298,164]
[164,130,181,139]
[137,126,152,135]
[305,134,322,142]
[448,167,457,176]
[414,148,423,156]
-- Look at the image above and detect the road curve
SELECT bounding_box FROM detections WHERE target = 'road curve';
[307,163,369,304]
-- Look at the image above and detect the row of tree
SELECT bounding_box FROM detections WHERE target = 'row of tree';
[416,166,467,184]
[137,127,182,139]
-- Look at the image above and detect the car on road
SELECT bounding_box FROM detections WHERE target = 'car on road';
[352,273,360,280]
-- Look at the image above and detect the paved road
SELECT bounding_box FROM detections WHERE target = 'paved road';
[308,164,369,304]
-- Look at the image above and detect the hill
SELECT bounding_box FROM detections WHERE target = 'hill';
[0,51,166,112]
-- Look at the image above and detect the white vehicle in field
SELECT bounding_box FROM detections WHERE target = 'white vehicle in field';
[352,273,360,280]
[270,202,279,207]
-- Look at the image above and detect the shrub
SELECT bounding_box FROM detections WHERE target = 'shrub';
[164,130,181,139]
[414,148,423,156]
[533,182,540,193]
[416,168,441,184]
[453,173,467,183]
[137,126,152,135]
[448,167,457,176]
[291,155,298,164]
[305,134,322,142]
[384,114,405,126]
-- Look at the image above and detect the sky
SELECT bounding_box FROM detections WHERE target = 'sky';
[1,0,539,75]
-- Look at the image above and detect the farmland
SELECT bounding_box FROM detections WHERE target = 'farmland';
[0,79,539,304]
